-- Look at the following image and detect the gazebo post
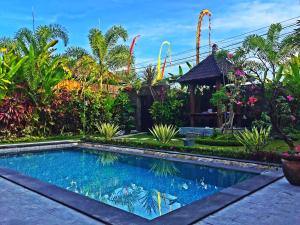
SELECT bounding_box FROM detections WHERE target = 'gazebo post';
[189,84,196,127]
[216,80,223,127]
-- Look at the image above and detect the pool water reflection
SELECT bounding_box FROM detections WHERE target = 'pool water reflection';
[0,148,256,219]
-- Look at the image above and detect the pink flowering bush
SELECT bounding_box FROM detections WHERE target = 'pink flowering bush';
[282,145,300,160]
[287,95,294,102]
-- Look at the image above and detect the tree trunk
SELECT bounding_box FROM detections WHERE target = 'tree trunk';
[222,103,235,131]
[270,115,294,150]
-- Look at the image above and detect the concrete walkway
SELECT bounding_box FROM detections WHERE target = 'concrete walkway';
[196,178,300,225]
[0,178,103,225]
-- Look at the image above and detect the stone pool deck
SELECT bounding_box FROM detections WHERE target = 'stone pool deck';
[196,178,300,225]
[0,177,299,225]
[0,178,103,225]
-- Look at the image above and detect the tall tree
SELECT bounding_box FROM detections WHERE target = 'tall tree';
[242,23,299,149]
[66,25,130,88]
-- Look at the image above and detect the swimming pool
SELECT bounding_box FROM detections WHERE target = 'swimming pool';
[0,147,256,220]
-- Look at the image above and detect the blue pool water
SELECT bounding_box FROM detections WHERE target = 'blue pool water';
[0,148,256,219]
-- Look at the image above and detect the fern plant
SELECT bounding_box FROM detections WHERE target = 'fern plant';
[149,124,178,144]
[234,126,271,153]
[96,123,119,141]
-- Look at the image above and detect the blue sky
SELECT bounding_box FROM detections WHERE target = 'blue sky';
[1,0,299,74]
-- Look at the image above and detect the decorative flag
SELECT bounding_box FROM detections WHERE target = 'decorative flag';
[156,41,171,82]
[157,191,162,216]
[127,35,141,74]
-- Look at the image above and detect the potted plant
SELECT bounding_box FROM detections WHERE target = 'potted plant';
[281,145,300,186]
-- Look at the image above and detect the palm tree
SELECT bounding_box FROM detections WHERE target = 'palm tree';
[243,23,296,83]
[19,25,69,103]
[242,23,299,149]
[15,24,68,54]
[0,24,69,104]
[66,25,130,89]
[142,65,158,100]
[295,20,300,47]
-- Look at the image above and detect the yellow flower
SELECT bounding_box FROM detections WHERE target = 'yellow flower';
[0,48,7,53]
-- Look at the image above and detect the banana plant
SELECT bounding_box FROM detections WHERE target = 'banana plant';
[23,40,70,105]
[167,62,193,82]
[0,49,28,100]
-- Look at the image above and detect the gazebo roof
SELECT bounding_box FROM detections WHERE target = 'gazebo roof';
[178,54,233,85]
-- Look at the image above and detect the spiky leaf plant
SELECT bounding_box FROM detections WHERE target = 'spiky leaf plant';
[149,124,178,144]
[96,123,119,141]
[234,126,271,153]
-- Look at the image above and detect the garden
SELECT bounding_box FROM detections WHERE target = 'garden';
[0,20,300,183]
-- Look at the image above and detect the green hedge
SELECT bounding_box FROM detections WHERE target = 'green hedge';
[0,135,81,145]
[83,136,281,163]
[195,138,242,146]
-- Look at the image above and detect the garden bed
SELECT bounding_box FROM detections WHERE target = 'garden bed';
[1,133,298,164]
[83,134,292,164]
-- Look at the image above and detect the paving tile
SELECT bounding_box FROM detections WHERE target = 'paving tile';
[195,178,300,225]
[0,178,104,225]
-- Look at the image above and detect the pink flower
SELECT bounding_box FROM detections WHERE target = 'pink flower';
[295,145,300,153]
[235,69,245,77]
[247,96,258,106]
[282,152,289,157]
[236,101,243,106]
[287,95,294,102]
[291,115,296,122]
[227,53,234,59]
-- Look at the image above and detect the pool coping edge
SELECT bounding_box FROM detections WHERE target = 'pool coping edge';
[0,142,284,225]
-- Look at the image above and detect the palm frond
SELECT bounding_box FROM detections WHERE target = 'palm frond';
[105,25,128,48]
[107,44,130,70]
[88,28,107,62]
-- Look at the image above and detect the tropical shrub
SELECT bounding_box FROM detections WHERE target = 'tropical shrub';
[149,124,178,144]
[0,94,32,137]
[96,123,120,141]
[76,90,112,134]
[234,126,272,152]
[0,48,28,100]
[252,112,272,129]
[112,92,135,133]
[149,89,188,126]
[50,90,81,134]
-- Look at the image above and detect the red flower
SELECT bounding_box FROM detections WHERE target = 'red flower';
[227,53,234,59]
[247,96,258,106]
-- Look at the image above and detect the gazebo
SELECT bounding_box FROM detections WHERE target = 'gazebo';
[178,45,233,127]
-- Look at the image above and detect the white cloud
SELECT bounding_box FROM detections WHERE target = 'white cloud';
[213,0,300,30]
[128,21,195,41]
